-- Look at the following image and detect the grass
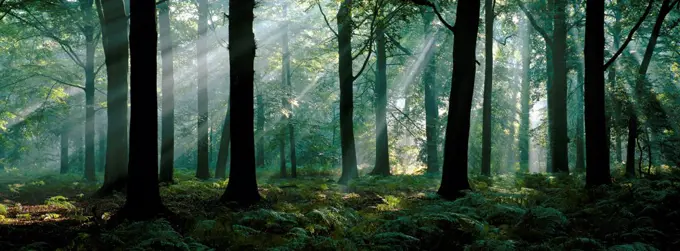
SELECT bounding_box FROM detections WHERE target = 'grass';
[0,165,679,250]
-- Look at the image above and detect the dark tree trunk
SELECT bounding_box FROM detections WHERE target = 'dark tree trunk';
[256,93,265,167]
[95,0,129,195]
[550,0,569,174]
[215,103,230,179]
[437,0,480,200]
[625,111,637,178]
[61,126,69,174]
[609,4,623,164]
[98,126,106,172]
[519,18,531,173]
[481,0,493,177]
[81,0,96,182]
[584,0,610,186]
[196,0,210,180]
[159,0,175,183]
[575,65,585,172]
[337,0,359,185]
[371,24,390,176]
[421,9,439,174]
[123,0,165,220]
[282,4,297,178]
[221,0,261,204]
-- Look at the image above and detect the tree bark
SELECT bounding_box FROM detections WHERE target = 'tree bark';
[519,17,531,173]
[196,0,210,180]
[371,23,390,176]
[584,0,610,186]
[60,126,69,174]
[481,0,493,176]
[337,0,359,185]
[96,0,129,195]
[221,0,261,204]
[438,0,480,200]
[159,0,175,183]
[123,0,165,220]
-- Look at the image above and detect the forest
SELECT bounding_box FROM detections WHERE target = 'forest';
[0,0,679,250]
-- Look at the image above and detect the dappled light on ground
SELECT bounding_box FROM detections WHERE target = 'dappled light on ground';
[1,167,680,250]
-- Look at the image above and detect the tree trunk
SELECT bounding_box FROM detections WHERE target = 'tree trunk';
[437,0,480,200]
[282,4,297,178]
[96,0,129,195]
[123,0,165,220]
[215,103,230,179]
[256,93,265,167]
[575,64,585,172]
[81,0,96,182]
[609,4,623,164]
[337,0,359,185]
[625,111,637,178]
[421,9,439,174]
[159,0,175,183]
[196,0,210,180]
[371,24,390,176]
[584,0,610,186]
[550,0,569,174]
[221,0,261,204]
[519,17,531,173]
[98,126,106,172]
[61,126,69,174]
[481,0,493,177]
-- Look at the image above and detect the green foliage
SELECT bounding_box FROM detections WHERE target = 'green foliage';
[45,195,76,211]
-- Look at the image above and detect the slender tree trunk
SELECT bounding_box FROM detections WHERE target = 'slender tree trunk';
[159,0,175,183]
[96,0,129,195]
[421,9,440,174]
[215,103,230,179]
[337,0,359,185]
[122,0,165,220]
[196,0,210,180]
[98,126,106,172]
[256,92,265,167]
[584,0,610,186]
[609,4,623,164]
[550,0,569,174]
[626,110,637,178]
[221,0,261,204]
[438,0,480,200]
[371,23,390,176]
[81,0,96,182]
[282,4,297,178]
[481,0,493,176]
[61,126,70,174]
[575,64,585,172]
[519,18,531,173]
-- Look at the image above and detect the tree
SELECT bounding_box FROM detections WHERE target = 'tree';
[221,0,261,204]
[583,0,609,186]
[95,0,129,194]
[481,0,494,176]
[159,0,175,183]
[371,15,390,176]
[196,0,210,180]
[79,0,97,182]
[215,102,230,179]
[282,3,298,178]
[121,0,165,220]
[518,17,531,173]
[421,7,440,174]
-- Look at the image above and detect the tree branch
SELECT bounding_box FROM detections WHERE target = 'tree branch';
[603,0,653,71]
[408,0,454,32]
[317,2,338,38]
[517,0,553,48]
[386,32,413,55]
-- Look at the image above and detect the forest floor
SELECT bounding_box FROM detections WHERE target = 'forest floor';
[0,166,679,251]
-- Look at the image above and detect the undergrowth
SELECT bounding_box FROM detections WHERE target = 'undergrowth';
[0,166,679,250]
